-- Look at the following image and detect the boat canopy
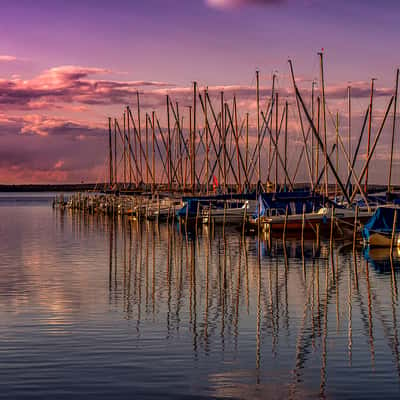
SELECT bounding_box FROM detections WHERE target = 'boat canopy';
[362,206,400,241]
[254,191,324,218]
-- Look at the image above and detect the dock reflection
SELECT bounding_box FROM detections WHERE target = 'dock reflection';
[57,208,400,397]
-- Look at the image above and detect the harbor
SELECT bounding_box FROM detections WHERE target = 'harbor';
[3,1,400,398]
[52,55,400,252]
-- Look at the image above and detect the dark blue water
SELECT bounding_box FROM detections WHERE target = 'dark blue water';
[1,193,400,399]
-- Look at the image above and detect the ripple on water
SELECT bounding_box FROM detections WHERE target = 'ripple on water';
[1,199,400,399]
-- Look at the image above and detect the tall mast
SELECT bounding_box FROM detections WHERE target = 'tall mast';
[335,112,339,199]
[365,78,375,194]
[152,111,156,191]
[167,95,171,190]
[246,112,249,187]
[256,70,261,184]
[192,82,197,193]
[270,73,276,185]
[221,91,226,192]
[137,91,142,182]
[189,105,193,191]
[123,113,126,185]
[204,89,209,194]
[145,111,149,186]
[319,52,329,197]
[234,96,241,192]
[108,117,113,187]
[275,92,279,191]
[115,116,118,185]
[388,69,399,193]
[127,106,132,186]
[284,101,288,190]
[348,86,351,191]
[311,80,315,186]
[316,97,320,188]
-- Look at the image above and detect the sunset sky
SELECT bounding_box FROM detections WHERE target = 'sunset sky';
[1,0,399,184]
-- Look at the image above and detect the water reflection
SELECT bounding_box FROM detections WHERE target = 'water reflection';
[79,209,400,398]
[2,202,400,399]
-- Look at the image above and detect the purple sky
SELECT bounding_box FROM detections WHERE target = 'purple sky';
[0,0,399,184]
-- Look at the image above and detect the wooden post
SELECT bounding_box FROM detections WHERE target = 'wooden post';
[353,205,359,254]
[301,203,306,248]
[390,209,398,254]
[242,202,247,238]
[330,207,335,259]
[283,205,288,243]
[195,200,200,230]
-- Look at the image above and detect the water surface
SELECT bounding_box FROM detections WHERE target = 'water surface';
[1,193,400,399]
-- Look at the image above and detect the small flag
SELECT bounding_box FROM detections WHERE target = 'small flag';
[213,175,218,191]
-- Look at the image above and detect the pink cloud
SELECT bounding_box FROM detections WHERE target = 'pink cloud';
[0,65,175,110]
[0,55,17,62]
[205,0,285,9]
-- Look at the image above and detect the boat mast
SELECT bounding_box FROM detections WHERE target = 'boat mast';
[284,100,288,190]
[193,82,197,193]
[256,70,261,185]
[318,52,329,198]
[365,78,375,194]
[275,92,279,192]
[115,116,119,186]
[388,69,399,193]
[108,117,113,188]
[347,86,351,192]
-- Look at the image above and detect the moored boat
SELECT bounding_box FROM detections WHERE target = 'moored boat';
[362,205,400,247]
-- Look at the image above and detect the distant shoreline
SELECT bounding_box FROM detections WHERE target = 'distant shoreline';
[0,184,101,192]
[0,183,396,193]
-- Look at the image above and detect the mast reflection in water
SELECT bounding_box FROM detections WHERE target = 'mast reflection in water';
[1,195,400,399]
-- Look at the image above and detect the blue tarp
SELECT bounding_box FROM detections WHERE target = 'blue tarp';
[253,191,324,218]
[362,207,400,241]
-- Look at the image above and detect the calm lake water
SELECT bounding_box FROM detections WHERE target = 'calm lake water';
[1,193,400,399]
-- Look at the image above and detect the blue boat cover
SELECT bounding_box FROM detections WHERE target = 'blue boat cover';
[362,207,400,241]
[253,191,324,218]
